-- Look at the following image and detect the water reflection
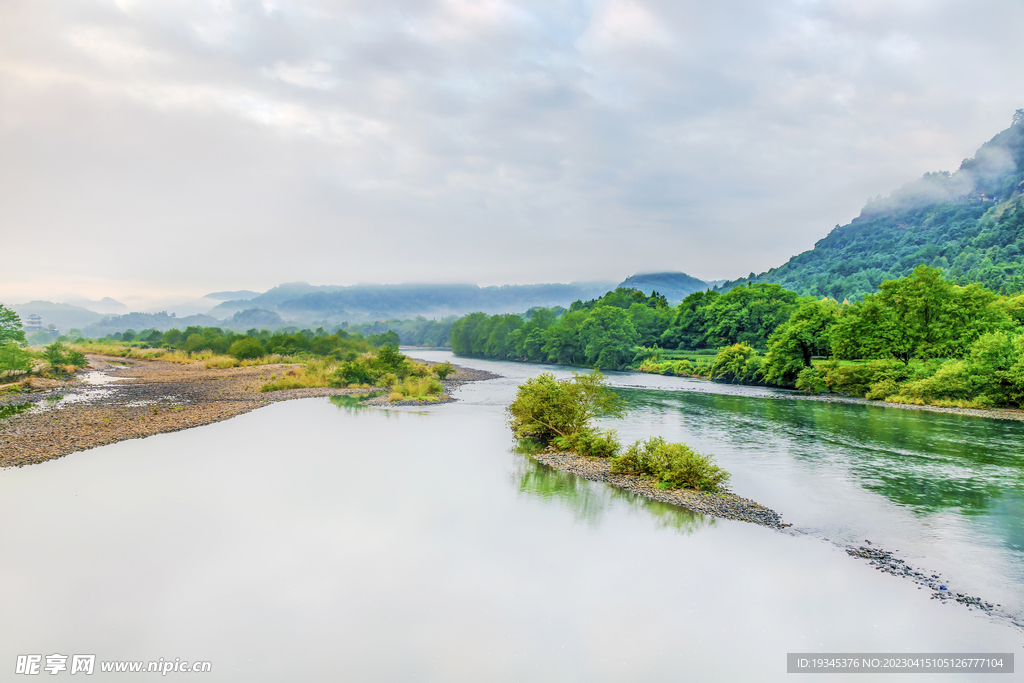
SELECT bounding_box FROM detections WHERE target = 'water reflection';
[329,392,384,413]
[513,456,712,535]
[620,388,1024,520]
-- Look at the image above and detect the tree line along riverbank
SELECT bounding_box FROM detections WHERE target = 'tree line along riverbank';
[449,265,1024,412]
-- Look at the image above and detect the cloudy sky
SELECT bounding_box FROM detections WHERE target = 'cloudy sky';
[1,0,1022,305]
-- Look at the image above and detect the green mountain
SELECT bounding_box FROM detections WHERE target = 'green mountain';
[722,111,1024,300]
[616,272,711,303]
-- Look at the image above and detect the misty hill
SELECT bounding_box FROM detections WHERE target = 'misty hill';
[207,282,346,318]
[228,308,284,329]
[80,312,224,337]
[12,301,104,333]
[205,290,260,301]
[720,111,1024,300]
[616,272,711,302]
[211,281,617,323]
[63,297,129,315]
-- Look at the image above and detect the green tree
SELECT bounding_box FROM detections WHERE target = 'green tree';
[875,265,952,359]
[830,297,909,362]
[44,341,69,367]
[433,361,456,380]
[541,310,588,365]
[660,290,719,349]
[0,343,33,377]
[0,304,26,346]
[709,343,761,382]
[627,303,673,347]
[507,371,624,444]
[762,300,839,385]
[229,338,266,360]
[578,306,640,369]
[703,283,802,348]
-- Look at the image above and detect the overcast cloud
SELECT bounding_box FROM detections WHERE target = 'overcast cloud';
[1,0,1022,305]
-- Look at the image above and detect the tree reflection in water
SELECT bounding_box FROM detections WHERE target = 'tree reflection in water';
[512,455,713,535]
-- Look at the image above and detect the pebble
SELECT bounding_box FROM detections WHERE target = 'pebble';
[532,449,789,529]
[844,544,1012,623]
[0,357,501,468]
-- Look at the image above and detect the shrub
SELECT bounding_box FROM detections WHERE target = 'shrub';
[433,361,456,380]
[0,342,33,379]
[554,428,622,457]
[389,376,444,400]
[259,377,308,392]
[710,344,762,383]
[331,359,378,387]
[44,341,68,367]
[865,378,899,400]
[507,371,623,445]
[229,338,266,360]
[610,436,730,492]
[795,367,825,393]
[822,359,910,397]
[896,360,976,402]
[65,350,88,367]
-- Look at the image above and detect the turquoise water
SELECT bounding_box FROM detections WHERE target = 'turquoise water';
[0,350,1020,681]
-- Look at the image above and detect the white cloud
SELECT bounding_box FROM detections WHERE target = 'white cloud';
[0,0,1021,305]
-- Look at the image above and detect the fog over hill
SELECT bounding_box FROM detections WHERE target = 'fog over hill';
[14,273,747,338]
[717,112,1024,300]
[616,272,719,303]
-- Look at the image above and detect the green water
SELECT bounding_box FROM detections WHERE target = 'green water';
[415,350,1024,618]
[0,351,1021,681]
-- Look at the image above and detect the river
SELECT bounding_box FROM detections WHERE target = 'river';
[0,350,1020,680]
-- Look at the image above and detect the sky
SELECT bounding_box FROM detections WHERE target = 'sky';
[1,0,1022,307]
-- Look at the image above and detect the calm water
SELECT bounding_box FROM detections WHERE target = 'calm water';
[0,351,1021,681]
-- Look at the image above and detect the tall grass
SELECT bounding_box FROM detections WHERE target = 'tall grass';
[260,359,341,392]
[610,436,730,492]
[388,376,444,401]
[72,342,291,367]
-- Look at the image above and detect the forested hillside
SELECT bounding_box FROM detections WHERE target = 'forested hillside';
[721,111,1024,300]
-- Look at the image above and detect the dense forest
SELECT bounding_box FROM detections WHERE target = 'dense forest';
[450,266,1024,409]
[450,283,804,368]
[719,111,1024,301]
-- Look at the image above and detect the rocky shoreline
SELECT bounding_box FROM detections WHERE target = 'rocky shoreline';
[0,356,497,468]
[532,449,788,529]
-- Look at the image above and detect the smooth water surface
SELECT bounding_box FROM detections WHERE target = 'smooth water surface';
[0,350,1021,681]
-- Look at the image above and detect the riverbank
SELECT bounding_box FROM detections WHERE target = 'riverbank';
[532,449,787,529]
[632,369,1024,421]
[449,355,1024,422]
[0,355,496,468]
[791,391,1024,421]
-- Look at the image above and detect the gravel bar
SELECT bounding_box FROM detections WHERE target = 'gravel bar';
[0,357,502,468]
[533,449,788,529]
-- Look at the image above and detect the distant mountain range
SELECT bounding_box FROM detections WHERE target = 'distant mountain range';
[207,281,622,323]
[10,273,726,336]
